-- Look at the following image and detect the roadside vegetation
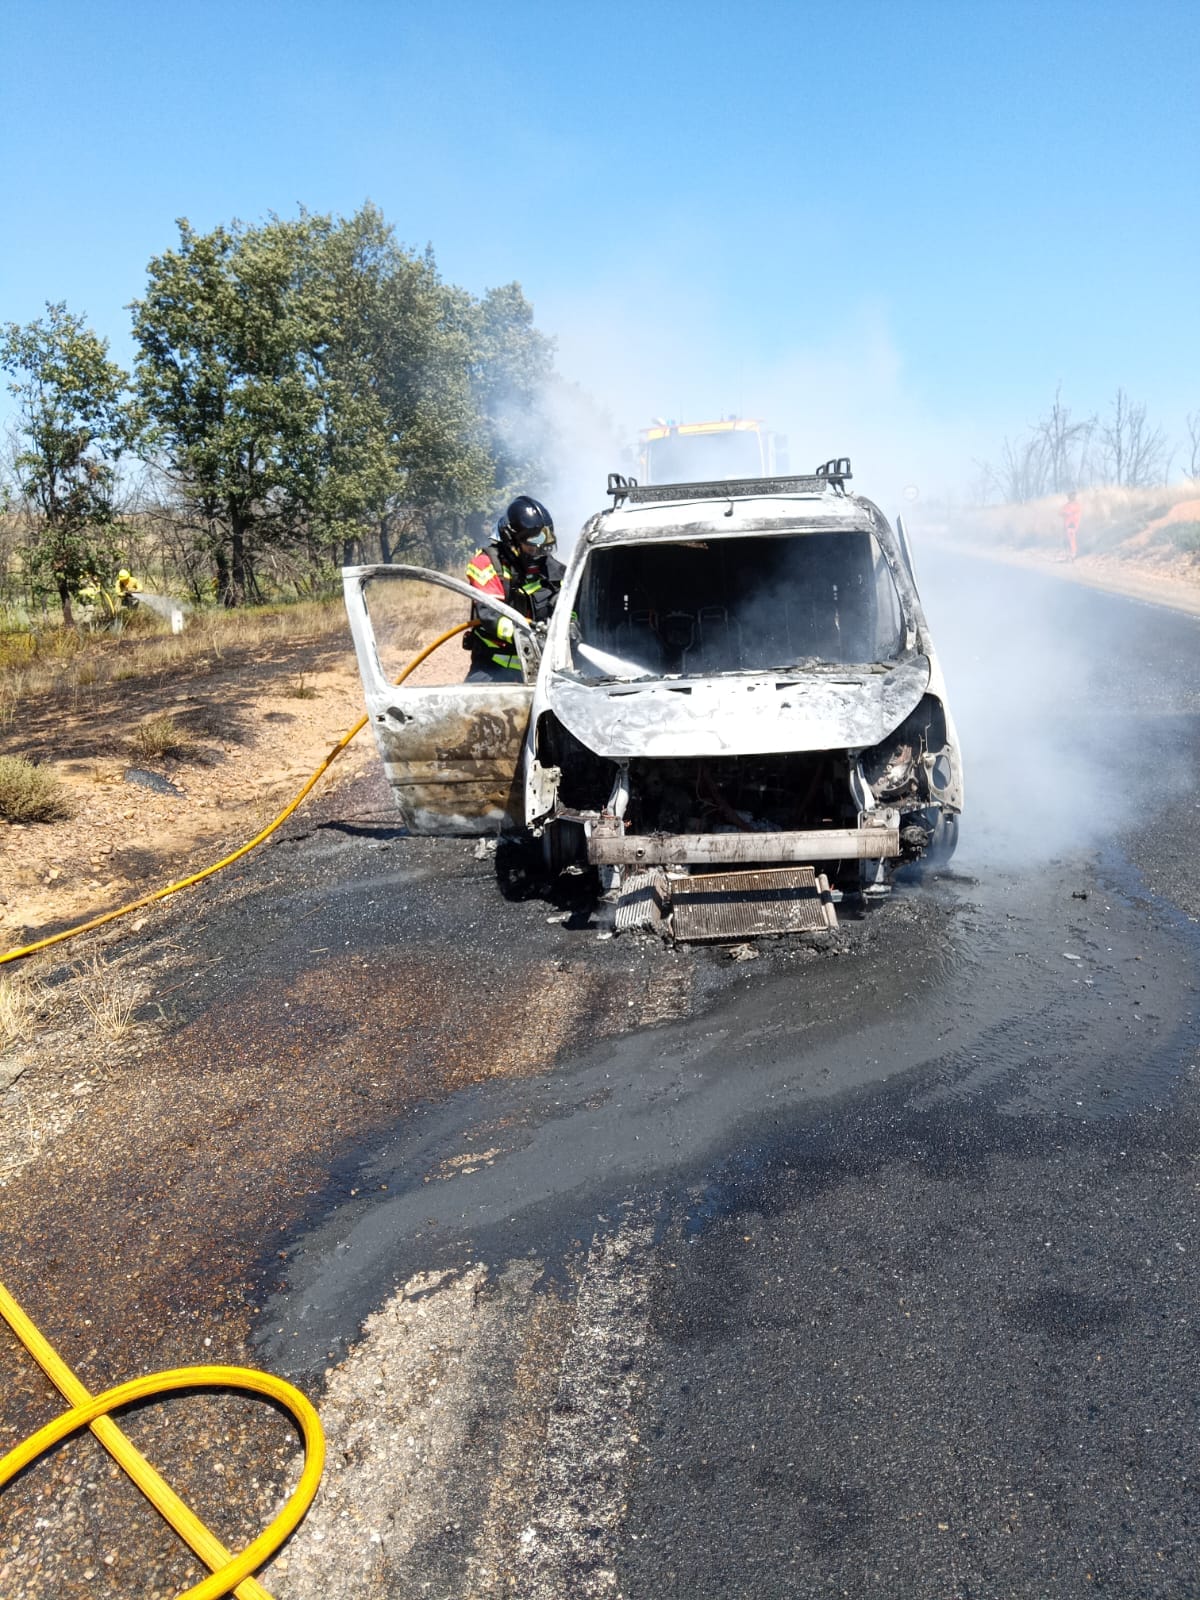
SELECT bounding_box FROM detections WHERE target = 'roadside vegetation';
[0,968,43,1053]
[127,713,192,761]
[0,579,462,741]
[0,200,557,641]
[957,481,1200,569]
[960,386,1200,570]
[0,755,73,823]
[0,596,343,719]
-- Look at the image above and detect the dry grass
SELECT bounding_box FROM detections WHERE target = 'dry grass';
[0,594,354,711]
[0,970,44,1052]
[128,712,192,760]
[0,583,467,737]
[364,579,466,682]
[0,755,73,823]
[75,954,142,1041]
[283,675,320,700]
[962,483,1200,558]
[362,578,462,644]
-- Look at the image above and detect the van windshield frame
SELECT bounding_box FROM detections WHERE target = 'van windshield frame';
[569,529,908,682]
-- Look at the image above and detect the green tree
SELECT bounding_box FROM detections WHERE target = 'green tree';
[133,205,558,598]
[0,304,131,626]
[133,207,506,596]
[304,207,491,568]
[132,216,331,604]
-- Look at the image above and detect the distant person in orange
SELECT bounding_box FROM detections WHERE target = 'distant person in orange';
[1060,492,1081,561]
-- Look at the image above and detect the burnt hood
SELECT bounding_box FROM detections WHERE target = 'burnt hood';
[545,656,931,759]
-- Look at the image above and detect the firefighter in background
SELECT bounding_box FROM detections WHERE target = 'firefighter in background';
[465,496,563,681]
[1060,493,1081,562]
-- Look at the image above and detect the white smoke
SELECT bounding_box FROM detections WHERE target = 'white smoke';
[535,282,990,537]
[908,513,1194,871]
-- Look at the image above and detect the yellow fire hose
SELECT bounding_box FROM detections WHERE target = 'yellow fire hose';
[0,621,470,966]
[0,619,472,1594]
[0,1281,321,1600]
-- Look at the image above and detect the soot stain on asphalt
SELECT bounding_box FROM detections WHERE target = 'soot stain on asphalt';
[252,881,976,1376]
[671,1025,1200,1267]
[666,852,1200,1257]
[254,827,1200,1384]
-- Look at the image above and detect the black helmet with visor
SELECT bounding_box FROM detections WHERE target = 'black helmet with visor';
[497,495,555,559]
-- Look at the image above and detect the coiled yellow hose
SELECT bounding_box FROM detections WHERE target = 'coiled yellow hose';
[0,620,470,966]
[0,1279,322,1599]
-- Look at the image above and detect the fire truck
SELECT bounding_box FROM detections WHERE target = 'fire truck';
[638,417,788,484]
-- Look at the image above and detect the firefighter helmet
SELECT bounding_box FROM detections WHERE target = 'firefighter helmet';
[497,496,555,556]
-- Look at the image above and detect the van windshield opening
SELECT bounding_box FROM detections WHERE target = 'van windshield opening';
[571,530,906,680]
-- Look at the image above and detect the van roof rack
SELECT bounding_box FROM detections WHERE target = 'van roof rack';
[606,466,851,507]
[601,464,857,505]
[815,457,853,490]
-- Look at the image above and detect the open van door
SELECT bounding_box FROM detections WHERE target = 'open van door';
[342,564,538,835]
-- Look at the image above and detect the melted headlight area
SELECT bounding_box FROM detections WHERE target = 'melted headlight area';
[859,694,960,861]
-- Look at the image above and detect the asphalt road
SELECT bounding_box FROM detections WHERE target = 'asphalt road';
[608,555,1200,1600]
[2,550,1198,1599]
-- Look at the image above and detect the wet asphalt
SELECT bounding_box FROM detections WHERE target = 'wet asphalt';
[3,549,1199,1597]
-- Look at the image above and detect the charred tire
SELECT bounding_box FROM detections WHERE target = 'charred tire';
[925,811,959,867]
[542,819,586,876]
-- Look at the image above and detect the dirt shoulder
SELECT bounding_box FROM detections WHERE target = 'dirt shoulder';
[1,609,463,955]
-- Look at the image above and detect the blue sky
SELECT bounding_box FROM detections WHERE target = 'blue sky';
[2,0,1197,504]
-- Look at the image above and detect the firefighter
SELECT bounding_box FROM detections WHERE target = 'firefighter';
[115,568,141,605]
[465,496,563,682]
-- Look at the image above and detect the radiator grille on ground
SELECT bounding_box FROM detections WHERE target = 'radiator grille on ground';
[668,866,837,942]
[613,868,670,933]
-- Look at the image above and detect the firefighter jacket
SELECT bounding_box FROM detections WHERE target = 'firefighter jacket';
[465,546,564,673]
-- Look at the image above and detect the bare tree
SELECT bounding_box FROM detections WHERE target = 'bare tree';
[1033,385,1094,494]
[1098,388,1167,488]
[993,431,1050,503]
[978,388,1095,504]
[1184,411,1200,480]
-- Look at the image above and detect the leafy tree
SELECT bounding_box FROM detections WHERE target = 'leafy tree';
[132,216,332,604]
[306,207,492,568]
[131,206,522,596]
[0,304,131,626]
[447,280,555,522]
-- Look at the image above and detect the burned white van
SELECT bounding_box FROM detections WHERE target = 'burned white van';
[343,464,962,940]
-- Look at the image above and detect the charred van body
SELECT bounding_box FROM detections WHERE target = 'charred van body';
[343,464,963,940]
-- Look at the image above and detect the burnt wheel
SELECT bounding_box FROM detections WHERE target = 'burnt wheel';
[925,811,959,866]
[542,818,586,876]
